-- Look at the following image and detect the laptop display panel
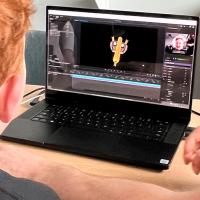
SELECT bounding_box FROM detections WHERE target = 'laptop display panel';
[47,8,198,110]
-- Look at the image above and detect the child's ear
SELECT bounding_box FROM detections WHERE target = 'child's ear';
[0,74,26,123]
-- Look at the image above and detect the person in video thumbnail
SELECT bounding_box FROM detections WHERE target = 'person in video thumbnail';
[173,35,186,50]
[165,33,195,55]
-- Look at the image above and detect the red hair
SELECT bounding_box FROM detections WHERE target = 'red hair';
[0,0,34,85]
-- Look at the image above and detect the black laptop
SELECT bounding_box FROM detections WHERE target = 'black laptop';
[1,6,199,170]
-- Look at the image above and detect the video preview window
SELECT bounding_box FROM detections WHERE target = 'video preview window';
[80,22,163,76]
[165,33,195,56]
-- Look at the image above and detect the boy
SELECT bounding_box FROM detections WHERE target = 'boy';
[0,0,200,199]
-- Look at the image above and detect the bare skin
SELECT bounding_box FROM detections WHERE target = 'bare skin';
[0,142,199,200]
[184,126,200,174]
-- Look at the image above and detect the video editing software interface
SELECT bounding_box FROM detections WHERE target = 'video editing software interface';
[47,9,198,109]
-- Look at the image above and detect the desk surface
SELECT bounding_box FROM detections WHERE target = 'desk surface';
[1,85,200,192]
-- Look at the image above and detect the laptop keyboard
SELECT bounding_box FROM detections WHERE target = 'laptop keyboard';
[31,104,171,142]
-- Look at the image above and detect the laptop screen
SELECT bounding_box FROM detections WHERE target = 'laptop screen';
[47,7,198,109]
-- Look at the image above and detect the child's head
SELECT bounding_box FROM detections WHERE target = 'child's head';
[0,0,34,86]
[0,0,34,124]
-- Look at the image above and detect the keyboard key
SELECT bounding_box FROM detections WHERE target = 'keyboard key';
[32,117,40,121]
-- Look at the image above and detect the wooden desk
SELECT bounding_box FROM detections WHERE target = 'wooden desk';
[1,85,200,192]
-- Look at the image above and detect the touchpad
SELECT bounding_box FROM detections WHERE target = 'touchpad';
[46,126,121,154]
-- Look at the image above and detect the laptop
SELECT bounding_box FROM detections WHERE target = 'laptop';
[1,6,199,170]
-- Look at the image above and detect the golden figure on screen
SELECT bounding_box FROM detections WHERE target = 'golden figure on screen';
[110,36,128,67]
